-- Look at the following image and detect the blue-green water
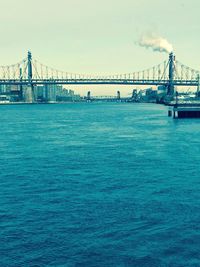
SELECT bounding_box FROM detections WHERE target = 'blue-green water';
[0,103,200,267]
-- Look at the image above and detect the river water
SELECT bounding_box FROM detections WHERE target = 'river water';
[0,103,200,267]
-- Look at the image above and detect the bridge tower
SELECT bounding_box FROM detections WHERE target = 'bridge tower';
[23,51,34,102]
[28,51,33,82]
[167,52,175,95]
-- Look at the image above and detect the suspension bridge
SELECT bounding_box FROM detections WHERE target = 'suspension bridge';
[0,51,199,100]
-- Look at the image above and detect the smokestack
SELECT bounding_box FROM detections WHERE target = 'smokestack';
[138,34,173,54]
[117,91,121,100]
[87,91,91,100]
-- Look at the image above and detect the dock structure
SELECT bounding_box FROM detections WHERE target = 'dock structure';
[173,104,200,118]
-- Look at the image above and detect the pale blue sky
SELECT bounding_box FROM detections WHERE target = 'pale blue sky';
[0,0,199,95]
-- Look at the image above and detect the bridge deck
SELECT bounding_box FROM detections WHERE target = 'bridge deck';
[0,79,198,86]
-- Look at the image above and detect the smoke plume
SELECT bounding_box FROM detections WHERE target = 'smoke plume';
[138,34,173,54]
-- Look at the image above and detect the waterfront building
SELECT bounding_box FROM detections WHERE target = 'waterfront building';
[0,82,81,103]
[34,85,81,103]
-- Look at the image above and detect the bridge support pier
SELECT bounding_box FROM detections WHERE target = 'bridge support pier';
[24,85,34,103]
[24,51,34,103]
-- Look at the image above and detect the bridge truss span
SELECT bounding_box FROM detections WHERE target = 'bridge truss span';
[0,51,199,92]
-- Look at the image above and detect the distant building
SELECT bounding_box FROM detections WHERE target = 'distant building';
[157,85,167,96]
[34,85,81,103]
[143,88,157,103]
[0,83,81,103]
[156,85,168,103]
[146,88,157,98]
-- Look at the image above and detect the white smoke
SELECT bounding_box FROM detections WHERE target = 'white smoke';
[138,34,173,54]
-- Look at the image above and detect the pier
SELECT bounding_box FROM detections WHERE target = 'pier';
[173,104,200,118]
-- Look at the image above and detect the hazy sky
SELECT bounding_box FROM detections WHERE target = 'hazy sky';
[0,0,199,95]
